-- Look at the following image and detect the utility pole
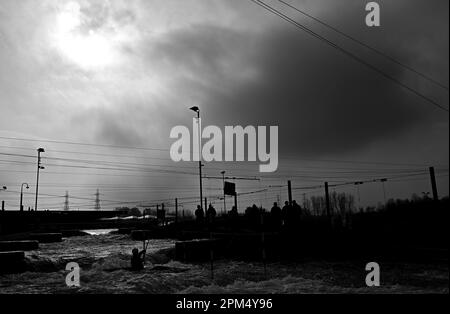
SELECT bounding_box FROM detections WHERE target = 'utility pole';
[354,181,363,210]
[64,191,69,211]
[429,167,439,202]
[325,182,331,218]
[175,198,178,224]
[94,189,100,210]
[287,180,293,205]
[302,193,307,212]
[221,171,226,213]
[35,148,45,212]
[380,178,387,205]
[20,183,29,211]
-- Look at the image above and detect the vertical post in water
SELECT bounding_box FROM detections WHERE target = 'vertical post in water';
[261,211,267,278]
[142,239,146,264]
[156,204,159,225]
[210,232,214,281]
[207,195,213,279]
[429,167,439,202]
[175,198,178,224]
[1,200,4,211]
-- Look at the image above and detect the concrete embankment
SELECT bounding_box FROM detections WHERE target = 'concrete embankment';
[0,251,26,273]
[0,240,39,252]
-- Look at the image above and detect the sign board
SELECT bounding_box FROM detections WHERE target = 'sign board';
[224,181,236,196]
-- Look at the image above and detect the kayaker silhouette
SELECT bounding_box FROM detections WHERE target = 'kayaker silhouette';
[131,247,146,271]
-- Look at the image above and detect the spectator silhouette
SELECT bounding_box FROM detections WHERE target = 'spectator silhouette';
[245,204,261,227]
[270,202,282,229]
[228,206,238,218]
[207,204,216,223]
[228,206,239,229]
[195,205,204,223]
[290,200,302,226]
[281,201,291,227]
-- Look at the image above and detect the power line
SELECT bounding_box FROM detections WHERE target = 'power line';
[0,144,171,161]
[277,0,449,91]
[1,139,447,170]
[0,136,169,152]
[0,152,441,174]
[0,158,435,181]
[0,169,197,178]
[0,153,199,176]
[248,0,449,112]
[2,143,445,169]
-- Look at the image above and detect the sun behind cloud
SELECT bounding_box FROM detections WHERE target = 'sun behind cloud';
[52,1,122,70]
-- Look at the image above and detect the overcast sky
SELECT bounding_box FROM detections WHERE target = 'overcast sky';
[0,0,448,211]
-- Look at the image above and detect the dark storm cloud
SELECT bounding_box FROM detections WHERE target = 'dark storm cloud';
[55,0,448,159]
[138,1,448,158]
[206,27,428,156]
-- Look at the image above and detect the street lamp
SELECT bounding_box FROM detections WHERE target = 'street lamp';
[221,171,226,213]
[35,148,45,211]
[0,186,5,212]
[190,106,203,212]
[20,183,29,211]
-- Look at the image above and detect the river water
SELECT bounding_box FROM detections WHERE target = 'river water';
[0,231,447,294]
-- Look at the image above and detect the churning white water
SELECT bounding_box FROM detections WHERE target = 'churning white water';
[0,232,447,294]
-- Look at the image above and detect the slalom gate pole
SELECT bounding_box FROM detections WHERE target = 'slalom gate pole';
[210,231,214,281]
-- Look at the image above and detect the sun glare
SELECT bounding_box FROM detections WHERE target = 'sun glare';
[54,1,117,69]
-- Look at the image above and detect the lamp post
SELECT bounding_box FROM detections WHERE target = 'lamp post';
[20,183,29,211]
[221,171,226,213]
[1,186,6,212]
[35,148,45,211]
[190,106,203,212]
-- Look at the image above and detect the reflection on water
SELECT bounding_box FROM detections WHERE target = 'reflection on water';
[82,229,118,236]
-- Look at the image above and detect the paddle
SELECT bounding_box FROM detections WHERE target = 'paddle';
[142,239,150,265]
